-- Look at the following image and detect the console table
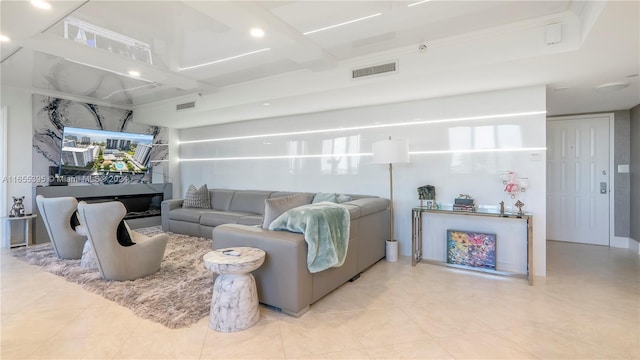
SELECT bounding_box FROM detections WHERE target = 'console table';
[412,207,534,285]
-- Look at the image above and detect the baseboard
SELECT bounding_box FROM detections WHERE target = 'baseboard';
[611,236,630,248]
[629,238,640,255]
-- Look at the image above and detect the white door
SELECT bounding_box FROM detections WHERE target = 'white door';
[547,116,610,246]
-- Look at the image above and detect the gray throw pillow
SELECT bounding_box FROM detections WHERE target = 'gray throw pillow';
[262,193,310,229]
[337,194,353,203]
[312,192,338,203]
[182,184,211,209]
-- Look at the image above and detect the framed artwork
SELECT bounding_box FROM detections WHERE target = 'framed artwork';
[446,230,496,270]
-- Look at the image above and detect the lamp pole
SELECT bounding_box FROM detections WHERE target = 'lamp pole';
[388,161,394,242]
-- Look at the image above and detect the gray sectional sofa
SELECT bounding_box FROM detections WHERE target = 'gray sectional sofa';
[161,189,390,316]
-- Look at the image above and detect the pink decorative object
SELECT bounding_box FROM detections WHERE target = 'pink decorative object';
[504,171,520,198]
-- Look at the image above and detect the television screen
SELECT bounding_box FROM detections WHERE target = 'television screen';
[59,126,154,177]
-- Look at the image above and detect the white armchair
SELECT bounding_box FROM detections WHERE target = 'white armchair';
[77,200,168,281]
[36,195,87,259]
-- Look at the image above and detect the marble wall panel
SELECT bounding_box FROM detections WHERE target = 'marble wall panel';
[31,94,168,184]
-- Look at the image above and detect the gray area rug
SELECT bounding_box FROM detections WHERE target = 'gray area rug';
[11,227,213,329]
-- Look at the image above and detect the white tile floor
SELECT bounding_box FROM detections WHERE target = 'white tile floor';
[1,240,638,359]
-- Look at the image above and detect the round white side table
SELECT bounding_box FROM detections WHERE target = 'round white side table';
[203,247,266,332]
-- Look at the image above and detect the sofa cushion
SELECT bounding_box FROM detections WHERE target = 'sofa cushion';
[347,198,389,217]
[200,211,250,227]
[169,208,212,223]
[117,220,135,247]
[210,189,235,211]
[261,193,310,229]
[229,191,272,215]
[312,192,338,203]
[183,184,211,209]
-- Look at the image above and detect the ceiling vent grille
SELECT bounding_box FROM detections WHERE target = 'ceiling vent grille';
[352,61,397,79]
[176,101,195,111]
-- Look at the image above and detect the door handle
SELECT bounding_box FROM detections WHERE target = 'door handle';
[600,182,607,194]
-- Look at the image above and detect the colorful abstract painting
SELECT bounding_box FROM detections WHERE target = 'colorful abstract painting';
[446,230,496,270]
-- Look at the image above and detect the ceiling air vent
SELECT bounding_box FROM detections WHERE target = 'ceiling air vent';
[352,61,397,79]
[176,101,195,111]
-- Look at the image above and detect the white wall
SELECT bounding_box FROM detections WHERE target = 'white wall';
[1,87,34,248]
[179,86,547,276]
[1,87,34,210]
[1,107,7,246]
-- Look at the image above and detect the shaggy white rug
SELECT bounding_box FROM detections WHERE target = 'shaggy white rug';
[11,227,214,329]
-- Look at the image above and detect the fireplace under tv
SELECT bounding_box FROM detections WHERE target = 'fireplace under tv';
[77,193,163,220]
[34,183,173,245]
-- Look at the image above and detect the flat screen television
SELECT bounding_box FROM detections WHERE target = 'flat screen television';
[59,126,154,177]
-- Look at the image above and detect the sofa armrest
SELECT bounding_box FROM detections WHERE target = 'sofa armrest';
[212,224,313,316]
[161,199,184,231]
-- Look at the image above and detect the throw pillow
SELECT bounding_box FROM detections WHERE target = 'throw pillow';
[336,194,352,203]
[312,192,338,204]
[262,193,310,229]
[116,220,135,247]
[182,184,211,209]
[69,211,81,229]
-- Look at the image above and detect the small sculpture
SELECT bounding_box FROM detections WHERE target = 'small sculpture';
[499,201,505,216]
[504,171,520,199]
[9,196,25,217]
[514,200,525,216]
[417,185,436,200]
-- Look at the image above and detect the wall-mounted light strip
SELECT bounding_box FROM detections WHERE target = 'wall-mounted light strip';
[179,110,547,145]
[180,153,370,162]
[303,13,382,35]
[178,48,271,71]
[407,0,431,7]
[179,147,547,162]
[410,147,547,155]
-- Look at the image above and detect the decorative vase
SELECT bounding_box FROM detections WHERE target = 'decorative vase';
[386,240,398,262]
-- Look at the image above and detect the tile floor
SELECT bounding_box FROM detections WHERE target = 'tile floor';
[1,240,638,359]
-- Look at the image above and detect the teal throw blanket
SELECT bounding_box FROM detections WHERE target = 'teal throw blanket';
[269,202,350,273]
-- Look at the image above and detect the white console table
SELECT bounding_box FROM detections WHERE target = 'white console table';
[412,207,534,285]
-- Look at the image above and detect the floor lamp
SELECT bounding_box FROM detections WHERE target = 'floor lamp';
[372,136,409,262]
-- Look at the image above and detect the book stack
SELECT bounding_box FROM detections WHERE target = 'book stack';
[453,197,476,212]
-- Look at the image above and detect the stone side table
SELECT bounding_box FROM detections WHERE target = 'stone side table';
[203,247,266,332]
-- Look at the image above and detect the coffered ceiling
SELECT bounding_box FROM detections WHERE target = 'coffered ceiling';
[1,1,638,128]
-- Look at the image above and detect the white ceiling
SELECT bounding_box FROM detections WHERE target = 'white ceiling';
[1,0,638,129]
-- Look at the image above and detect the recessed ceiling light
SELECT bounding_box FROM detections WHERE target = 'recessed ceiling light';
[303,13,382,35]
[178,48,271,71]
[263,102,271,106]
[128,70,141,77]
[593,82,630,92]
[250,28,265,38]
[0,34,10,42]
[31,0,51,10]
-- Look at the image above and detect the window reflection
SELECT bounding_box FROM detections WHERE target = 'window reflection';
[287,140,306,174]
[448,124,522,174]
[320,135,360,175]
[497,125,522,148]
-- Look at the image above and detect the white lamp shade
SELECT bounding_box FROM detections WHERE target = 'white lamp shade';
[372,138,409,164]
